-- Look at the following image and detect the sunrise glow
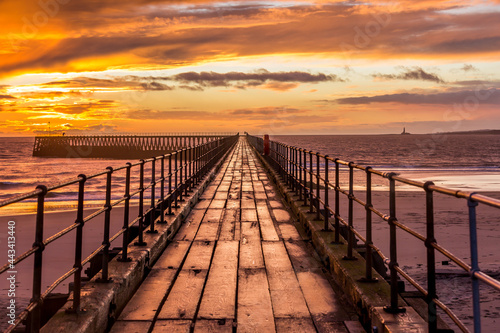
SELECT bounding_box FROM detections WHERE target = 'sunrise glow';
[1,0,500,135]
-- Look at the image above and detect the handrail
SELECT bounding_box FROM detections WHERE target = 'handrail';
[247,133,499,333]
[1,134,239,333]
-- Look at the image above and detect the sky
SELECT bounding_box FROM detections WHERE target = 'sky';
[1,0,500,136]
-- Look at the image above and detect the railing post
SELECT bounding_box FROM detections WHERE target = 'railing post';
[31,185,47,332]
[179,149,185,201]
[67,175,86,313]
[323,156,330,231]
[315,153,321,221]
[343,162,357,260]
[159,157,166,223]
[135,161,147,246]
[360,167,377,282]
[167,154,174,215]
[97,167,113,282]
[298,149,303,201]
[119,164,132,262]
[147,158,158,234]
[384,173,405,313]
[309,151,314,213]
[334,159,340,243]
[294,148,299,195]
[424,181,437,332]
[468,196,481,333]
[302,149,309,207]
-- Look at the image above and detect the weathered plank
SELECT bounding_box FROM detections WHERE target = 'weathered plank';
[194,319,233,332]
[278,223,302,241]
[237,268,275,333]
[262,241,310,319]
[157,269,208,320]
[119,269,177,321]
[154,241,191,269]
[275,318,316,333]
[241,209,257,222]
[152,320,192,332]
[239,242,264,269]
[195,222,220,241]
[182,241,214,270]
[256,205,280,241]
[241,221,261,242]
[219,209,238,241]
[110,320,152,333]
[203,208,224,222]
[198,241,239,319]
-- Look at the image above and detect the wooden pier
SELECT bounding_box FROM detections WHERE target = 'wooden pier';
[109,138,362,332]
[32,133,234,159]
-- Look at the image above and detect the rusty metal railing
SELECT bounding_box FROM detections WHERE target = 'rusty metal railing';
[247,133,500,333]
[0,134,239,332]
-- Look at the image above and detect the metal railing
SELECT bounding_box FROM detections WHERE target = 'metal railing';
[0,134,239,332]
[247,134,500,333]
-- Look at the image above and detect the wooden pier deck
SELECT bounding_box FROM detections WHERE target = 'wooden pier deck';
[110,138,363,333]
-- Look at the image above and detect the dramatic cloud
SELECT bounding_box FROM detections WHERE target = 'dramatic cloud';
[334,89,500,105]
[0,94,16,99]
[372,67,444,83]
[2,2,500,76]
[35,70,340,92]
[461,64,479,72]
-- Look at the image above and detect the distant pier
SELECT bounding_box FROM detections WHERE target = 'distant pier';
[32,133,235,159]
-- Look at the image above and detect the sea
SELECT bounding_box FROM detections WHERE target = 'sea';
[1,134,499,330]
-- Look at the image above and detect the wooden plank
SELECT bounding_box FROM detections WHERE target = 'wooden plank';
[296,271,352,325]
[241,209,257,222]
[275,318,316,333]
[241,198,256,209]
[182,241,215,270]
[257,205,280,241]
[193,198,211,209]
[210,198,227,207]
[152,320,192,333]
[198,241,239,319]
[241,221,261,242]
[174,210,204,241]
[110,320,152,333]
[237,268,275,333]
[219,209,238,241]
[269,201,286,209]
[278,223,302,241]
[214,192,229,200]
[271,208,292,222]
[254,191,268,200]
[194,320,233,332]
[119,269,177,321]
[262,242,310,318]
[154,241,191,269]
[283,240,323,272]
[195,222,220,241]
[226,199,240,209]
[157,269,208,320]
[203,208,224,222]
[239,241,264,269]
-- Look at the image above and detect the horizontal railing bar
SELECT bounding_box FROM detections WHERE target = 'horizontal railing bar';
[0,247,38,274]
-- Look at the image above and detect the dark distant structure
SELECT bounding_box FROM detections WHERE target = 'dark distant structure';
[32,133,235,159]
[401,127,411,135]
